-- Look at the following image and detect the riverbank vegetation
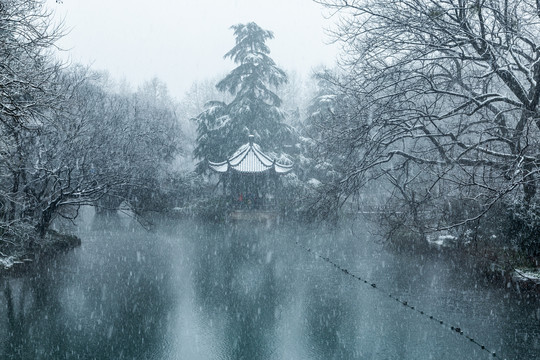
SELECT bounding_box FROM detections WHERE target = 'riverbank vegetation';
[304,0,540,280]
[0,1,184,267]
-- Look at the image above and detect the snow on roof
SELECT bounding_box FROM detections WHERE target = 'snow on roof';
[208,140,293,174]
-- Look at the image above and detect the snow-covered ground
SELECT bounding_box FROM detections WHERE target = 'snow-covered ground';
[426,234,457,247]
[0,255,22,269]
[513,268,540,284]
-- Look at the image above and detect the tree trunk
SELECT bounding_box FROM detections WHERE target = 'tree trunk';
[523,161,536,205]
[37,200,60,238]
[37,208,53,238]
[8,170,19,221]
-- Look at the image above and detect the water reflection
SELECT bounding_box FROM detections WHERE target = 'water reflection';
[191,225,280,359]
[305,280,358,359]
[0,216,538,359]
[1,214,174,359]
[2,262,72,359]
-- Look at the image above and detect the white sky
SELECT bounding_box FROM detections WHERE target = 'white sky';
[46,0,339,100]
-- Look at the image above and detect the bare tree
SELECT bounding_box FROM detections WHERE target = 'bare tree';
[0,1,184,254]
[314,0,540,249]
[0,0,65,241]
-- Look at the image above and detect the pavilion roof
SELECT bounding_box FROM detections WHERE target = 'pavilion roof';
[208,138,293,174]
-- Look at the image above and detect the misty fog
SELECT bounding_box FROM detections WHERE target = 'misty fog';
[1,1,539,359]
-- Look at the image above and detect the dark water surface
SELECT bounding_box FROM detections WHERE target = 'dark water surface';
[0,213,539,359]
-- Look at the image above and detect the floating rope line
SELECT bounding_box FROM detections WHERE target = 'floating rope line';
[294,240,505,359]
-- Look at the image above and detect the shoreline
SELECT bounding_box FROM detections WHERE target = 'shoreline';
[424,235,540,294]
[0,230,81,277]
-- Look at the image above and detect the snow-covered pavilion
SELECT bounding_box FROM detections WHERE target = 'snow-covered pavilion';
[208,135,292,209]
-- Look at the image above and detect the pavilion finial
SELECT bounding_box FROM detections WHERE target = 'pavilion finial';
[248,134,255,145]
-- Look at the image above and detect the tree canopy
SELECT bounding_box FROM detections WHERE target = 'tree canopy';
[0,1,184,243]
[193,22,293,173]
[311,0,540,253]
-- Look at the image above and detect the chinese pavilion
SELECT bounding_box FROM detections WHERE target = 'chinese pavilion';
[208,135,293,210]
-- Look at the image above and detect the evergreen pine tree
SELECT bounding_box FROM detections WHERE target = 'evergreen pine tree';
[193,22,293,173]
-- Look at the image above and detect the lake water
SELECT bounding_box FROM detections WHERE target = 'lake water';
[0,212,539,359]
